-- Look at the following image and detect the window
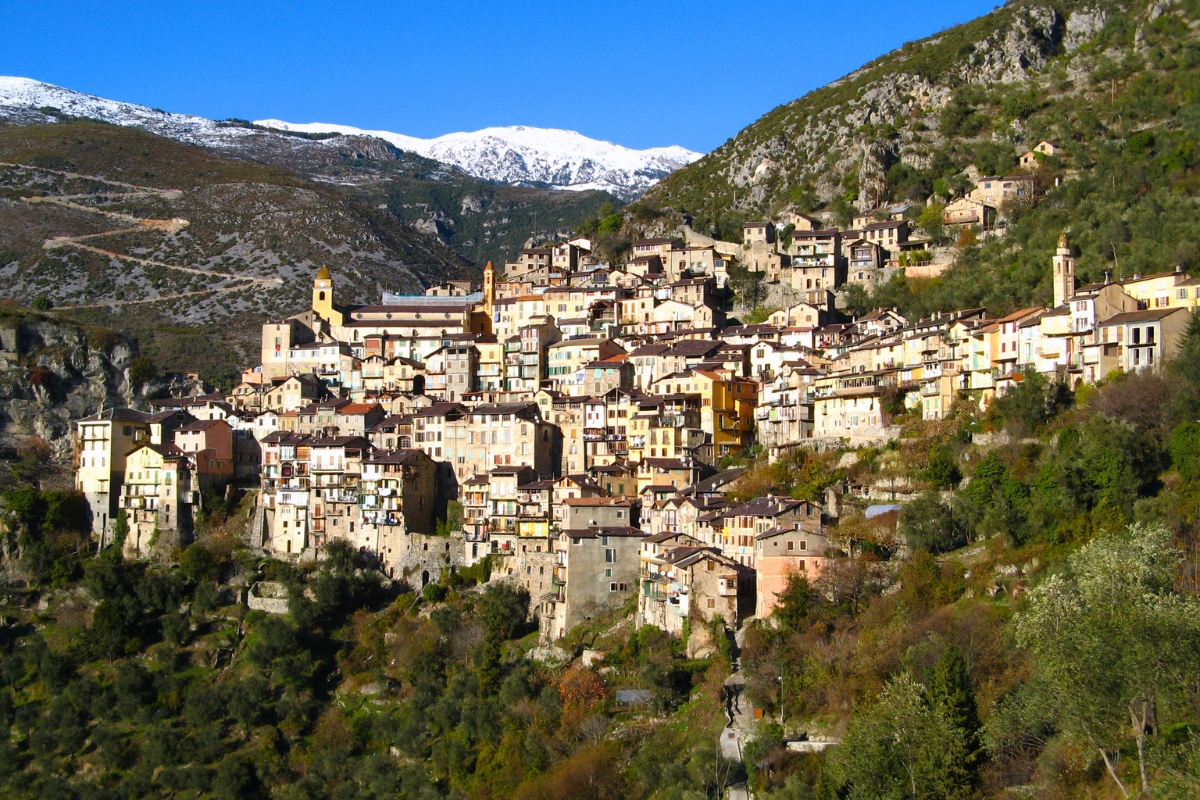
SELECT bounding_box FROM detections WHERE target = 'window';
[605,568,612,577]
[786,541,794,551]
[609,582,627,592]
[707,598,716,609]
[605,548,616,563]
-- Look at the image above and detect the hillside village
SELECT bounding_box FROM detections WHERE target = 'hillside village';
[70,135,1200,649]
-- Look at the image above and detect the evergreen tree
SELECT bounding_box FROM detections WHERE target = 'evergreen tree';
[928,645,982,786]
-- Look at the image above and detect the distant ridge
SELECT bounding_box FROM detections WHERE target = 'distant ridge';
[255,119,703,199]
[0,77,702,199]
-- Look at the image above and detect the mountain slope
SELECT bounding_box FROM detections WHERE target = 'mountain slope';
[0,77,700,200]
[0,121,473,381]
[256,119,702,199]
[0,76,631,266]
[647,0,1200,315]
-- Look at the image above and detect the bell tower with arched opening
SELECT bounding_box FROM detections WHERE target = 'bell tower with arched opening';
[312,265,343,326]
[1053,232,1075,308]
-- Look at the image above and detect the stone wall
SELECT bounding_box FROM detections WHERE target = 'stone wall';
[392,531,467,586]
[246,581,290,614]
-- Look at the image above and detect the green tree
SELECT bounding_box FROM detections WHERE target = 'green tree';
[774,572,813,632]
[830,671,975,799]
[899,493,964,554]
[1169,421,1200,480]
[923,445,961,488]
[987,370,1072,434]
[917,203,946,245]
[727,265,767,312]
[111,510,129,550]
[31,295,52,312]
[928,645,982,788]
[128,356,157,389]
[476,582,529,695]
[778,223,795,251]
[1012,522,1200,797]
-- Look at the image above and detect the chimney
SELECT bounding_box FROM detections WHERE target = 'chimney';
[1177,264,1184,273]
[1134,272,1142,280]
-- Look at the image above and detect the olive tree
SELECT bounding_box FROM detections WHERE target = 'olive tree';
[1014,522,1200,797]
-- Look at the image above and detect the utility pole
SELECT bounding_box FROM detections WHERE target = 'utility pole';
[778,667,786,727]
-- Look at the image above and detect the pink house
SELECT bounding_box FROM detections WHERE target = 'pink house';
[754,523,833,619]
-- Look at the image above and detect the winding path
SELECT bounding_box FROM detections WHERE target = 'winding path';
[2,161,281,307]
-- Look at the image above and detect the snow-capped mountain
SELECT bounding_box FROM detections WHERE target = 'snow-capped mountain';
[0,76,262,147]
[254,120,702,199]
[0,77,702,198]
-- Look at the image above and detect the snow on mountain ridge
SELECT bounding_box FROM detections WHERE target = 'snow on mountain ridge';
[0,77,702,198]
[0,76,254,147]
[255,119,702,199]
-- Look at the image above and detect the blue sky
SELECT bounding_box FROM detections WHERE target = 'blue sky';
[1,0,999,152]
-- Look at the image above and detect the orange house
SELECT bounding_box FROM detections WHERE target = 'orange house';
[754,523,833,619]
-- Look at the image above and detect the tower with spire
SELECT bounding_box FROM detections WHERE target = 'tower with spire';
[311,265,343,326]
[1052,231,1075,308]
[482,260,495,317]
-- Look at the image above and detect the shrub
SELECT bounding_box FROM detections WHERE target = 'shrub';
[128,356,157,388]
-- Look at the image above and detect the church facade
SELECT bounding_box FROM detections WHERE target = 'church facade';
[260,264,495,380]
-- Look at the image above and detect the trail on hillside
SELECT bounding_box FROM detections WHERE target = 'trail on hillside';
[2,161,282,307]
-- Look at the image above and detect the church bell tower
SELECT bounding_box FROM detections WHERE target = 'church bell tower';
[1052,232,1075,308]
[482,260,495,317]
[312,265,343,326]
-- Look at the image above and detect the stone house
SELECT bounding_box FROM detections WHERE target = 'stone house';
[721,495,824,568]
[540,526,647,641]
[74,407,195,542]
[359,448,439,575]
[445,402,560,482]
[942,196,996,230]
[307,436,372,550]
[563,497,636,530]
[742,221,775,246]
[637,543,754,645]
[1096,307,1192,374]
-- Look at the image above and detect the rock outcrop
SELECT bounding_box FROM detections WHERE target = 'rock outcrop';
[0,313,183,463]
[647,0,1165,217]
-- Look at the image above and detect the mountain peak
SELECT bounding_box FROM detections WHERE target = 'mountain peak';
[0,77,702,200]
[253,119,703,199]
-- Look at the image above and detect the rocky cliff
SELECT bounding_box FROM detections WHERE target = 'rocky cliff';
[646,0,1172,221]
[0,309,194,468]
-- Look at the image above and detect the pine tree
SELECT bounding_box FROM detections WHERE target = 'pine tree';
[928,644,982,785]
